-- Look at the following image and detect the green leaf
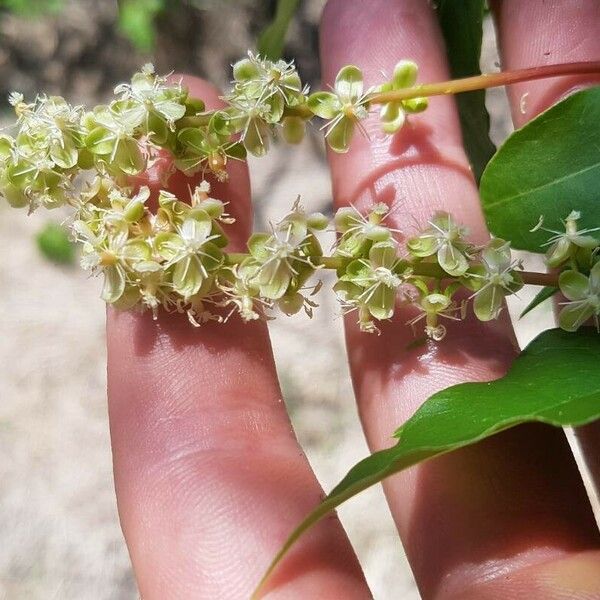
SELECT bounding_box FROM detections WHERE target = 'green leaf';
[480,87,600,252]
[1,0,64,17]
[36,222,76,265]
[520,286,559,318]
[435,0,495,182]
[257,0,300,61]
[253,328,600,597]
[117,0,165,52]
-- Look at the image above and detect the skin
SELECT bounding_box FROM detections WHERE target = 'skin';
[106,1,600,598]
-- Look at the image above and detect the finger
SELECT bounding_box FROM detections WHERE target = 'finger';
[107,76,369,599]
[492,0,600,127]
[493,0,600,502]
[321,1,600,598]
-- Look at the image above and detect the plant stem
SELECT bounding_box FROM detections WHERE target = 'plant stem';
[520,271,558,287]
[369,61,600,104]
[177,114,213,128]
[174,103,314,131]
[181,62,600,131]
[225,253,559,287]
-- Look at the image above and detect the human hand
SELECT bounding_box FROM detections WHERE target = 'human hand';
[106,1,600,598]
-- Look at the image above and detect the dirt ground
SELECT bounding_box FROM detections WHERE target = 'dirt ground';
[0,5,594,599]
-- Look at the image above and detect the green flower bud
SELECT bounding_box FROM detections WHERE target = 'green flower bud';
[0,135,13,160]
[198,198,225,220]
[403,96,428,113]
[335,241,402,325]
[421,292,451,314]
[376,59,427,134]
[335,66,365,102]
[282,116,306,144]
[307,212,329,231]
[233,57,260,81]
[243,116,271,157]
[379,101,406,134]
[558,263,600,332]
[278,292,305,315]
[307,91,340,120]
[101,265,126,304]
[184,97,205,116]
[124,198,146,223]
[2,183,29,208]
[327,118,355,154]
[334,207,359,233]
[392,60,418,89]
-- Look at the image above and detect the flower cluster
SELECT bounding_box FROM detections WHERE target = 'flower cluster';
[308,65,371,153]
[462,238,523,322]
[222,52,311,156]
[0,94,85,210]
[332,206,523,338]
[73,182,228,322]
[0,66,196,213]
[73,182,329,327]
[0,55,429,214]
[538,211,600,331]
[0,56,308,213]
[558,263,600,331]
[375,60,428,134]
[221,201,327,321]
[333,204,406,333]
[84,64,192,180]
[306,60,427,153]
[1,57,598,341]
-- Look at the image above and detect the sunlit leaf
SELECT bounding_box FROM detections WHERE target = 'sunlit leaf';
[480,87,600,251]
[520,286,558,318]
[254,328,600,597]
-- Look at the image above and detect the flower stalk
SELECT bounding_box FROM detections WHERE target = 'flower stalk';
[368,61,600,104]
[227,252,560,287]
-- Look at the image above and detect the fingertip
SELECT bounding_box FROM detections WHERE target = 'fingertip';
[492,0,600,126]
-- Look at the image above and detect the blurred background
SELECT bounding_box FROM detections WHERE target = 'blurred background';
[0,1,558,598]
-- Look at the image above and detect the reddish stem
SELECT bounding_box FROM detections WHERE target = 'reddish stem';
[369,61,600,104]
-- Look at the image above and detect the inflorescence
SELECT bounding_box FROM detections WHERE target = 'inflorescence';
[0,54,598,340]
